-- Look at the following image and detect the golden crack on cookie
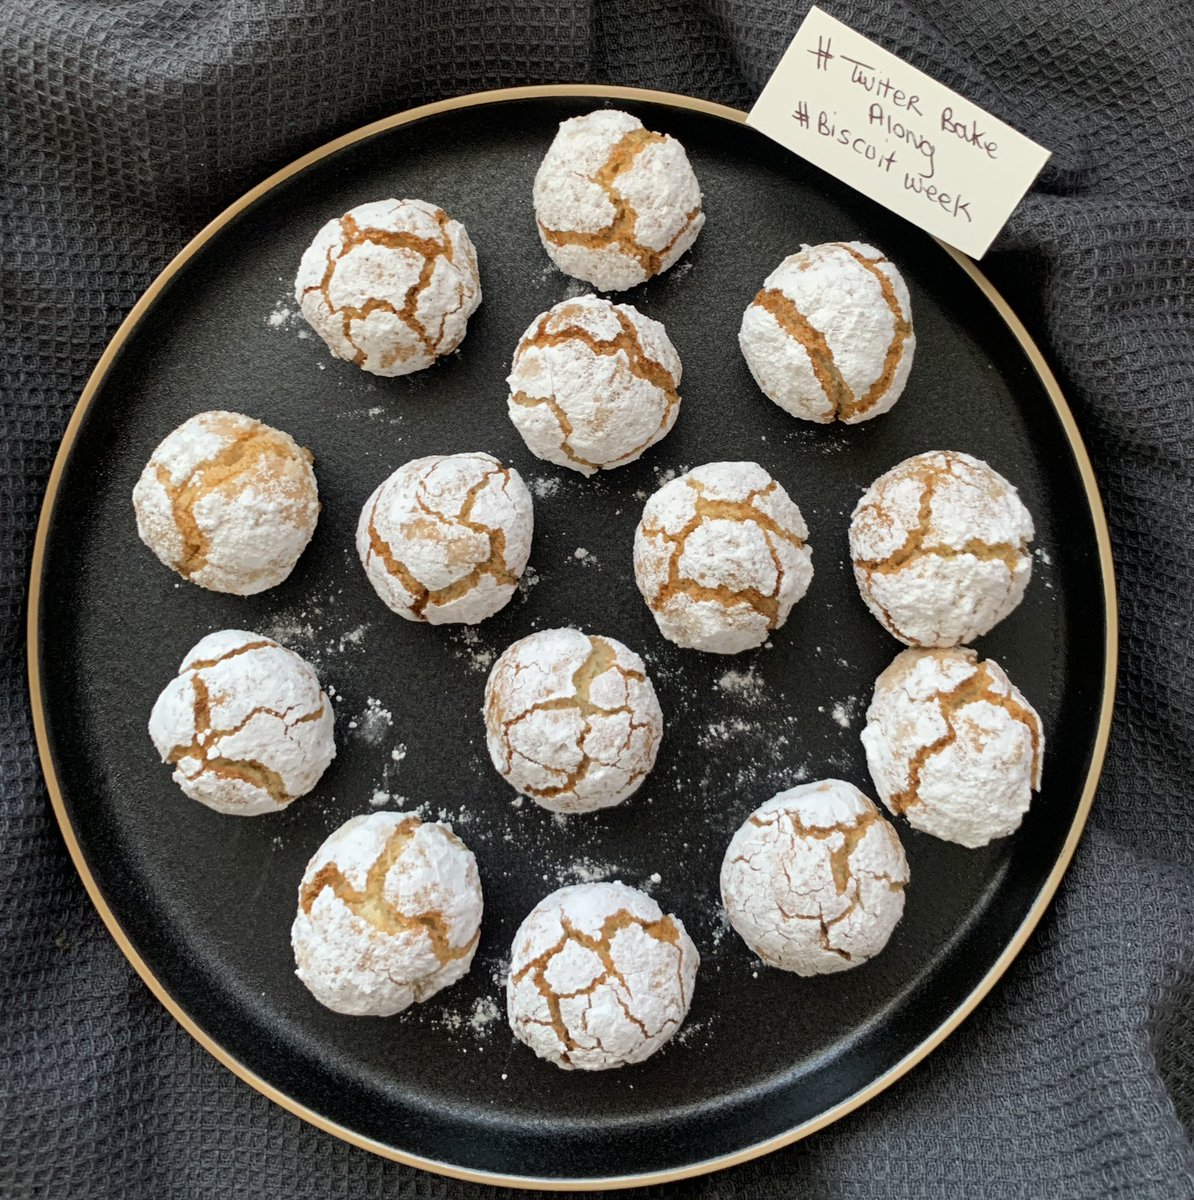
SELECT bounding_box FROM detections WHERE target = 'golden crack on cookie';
[299,819,479,966]
[304,207,457,367]
[888,656,1043,812]
[185,639,276,671]
[747,807,890,898]
[751,287,852,422]
[745,806,902,964]
[497,636,649,801]
[166,661,325,808]
[832,244,913,419]
[642,478,805,625]
[512,303,681,470]
[512,908,680,1064]
[155,422,313,578]
[853,453,1028,582]
[365,461,517,619]
[537,127,700,277]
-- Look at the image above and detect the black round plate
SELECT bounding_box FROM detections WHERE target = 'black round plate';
[31,88,1114,1188]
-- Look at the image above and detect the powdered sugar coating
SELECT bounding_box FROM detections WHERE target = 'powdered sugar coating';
[506,881,698,1069]
[849,450,1034,647]
[148,629,335,816]
[861,647,1044,847]
[132,410,319,595]
[356,452,533,625]
[720,780,909,975]
[633,462,814,654]
[294,198,481,377]
[484,628,662,813]
[739,242,914,424]
[533,109,704,292]
[291,811,482,1016]
[506,295,682,476]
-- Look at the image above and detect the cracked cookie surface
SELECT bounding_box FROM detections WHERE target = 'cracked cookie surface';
[484,628,662,813]
[633,461,814,654]
[849,450,1034,647]
[132,410,319,595]
[356,452,533,625]
[739,241,915,424]
[506,881,698,1070]
[862,647,1044,847]
[721,779,909,976]
[533,109,704,292]
[148,629,335,816]
[506,294,682,476]
[294,198,481,377]
[291,811,483,1016]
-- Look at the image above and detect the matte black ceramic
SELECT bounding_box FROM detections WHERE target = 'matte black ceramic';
[33,91,1111,1186]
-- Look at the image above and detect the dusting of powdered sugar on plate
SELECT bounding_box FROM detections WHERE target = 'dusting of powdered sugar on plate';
[447,625,497,672]
[715,666,767,705]
[530,476,562,500]
[347,697,392,744]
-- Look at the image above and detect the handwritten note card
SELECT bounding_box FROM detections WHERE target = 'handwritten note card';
[747,7,1050,257]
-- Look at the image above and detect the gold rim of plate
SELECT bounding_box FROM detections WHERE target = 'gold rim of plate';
[25,83,1119,1191]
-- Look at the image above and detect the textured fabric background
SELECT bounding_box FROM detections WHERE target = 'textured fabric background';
[3,1,1193,1196]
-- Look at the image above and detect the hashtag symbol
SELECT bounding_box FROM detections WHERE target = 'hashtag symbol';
[809,35,833,70]
[792,101,810,128]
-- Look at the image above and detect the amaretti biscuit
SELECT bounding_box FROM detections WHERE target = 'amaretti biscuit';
[295,198,481,376]
[132,410,319,595]
[861,647,1044,847]
[357,452,533,625]
[533,109,704,292]
[292,812,482,1016]
[506,294,681,475]
[484,629,662,813]
[721,780,909,975]
[739,241,914,424]
[506,881,698,1070]
[148,630,335,815]
[633,462,814,654]
[849,450,1034,646]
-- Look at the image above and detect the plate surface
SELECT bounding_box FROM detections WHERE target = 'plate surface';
[30,87,1115,1189]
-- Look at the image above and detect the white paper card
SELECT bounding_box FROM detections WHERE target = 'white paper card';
[747,7,1051,257]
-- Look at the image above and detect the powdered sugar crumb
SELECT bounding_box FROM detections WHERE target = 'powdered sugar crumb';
[267,301,303,330]
[352,697,392,745]
[531,476,562,499]
[716,666,767,705]
[558,858,618,885]
[468,995,501,1035]
[448,625,496,671]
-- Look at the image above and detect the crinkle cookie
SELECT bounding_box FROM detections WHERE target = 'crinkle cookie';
[533,109,704,292]
[739,241,914,423]
[849,450,1034,647]
[633,461,814,654]
[861,647,1044,847]
[357,452,533,625]
[721,780,908,975]
[292,812,482,1016]
[484,628,662,813]
[132,410,319,595]
[148,630,334,815]
[295,198,481,376]
[507,294,681,475]
[506,881,698,1069]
